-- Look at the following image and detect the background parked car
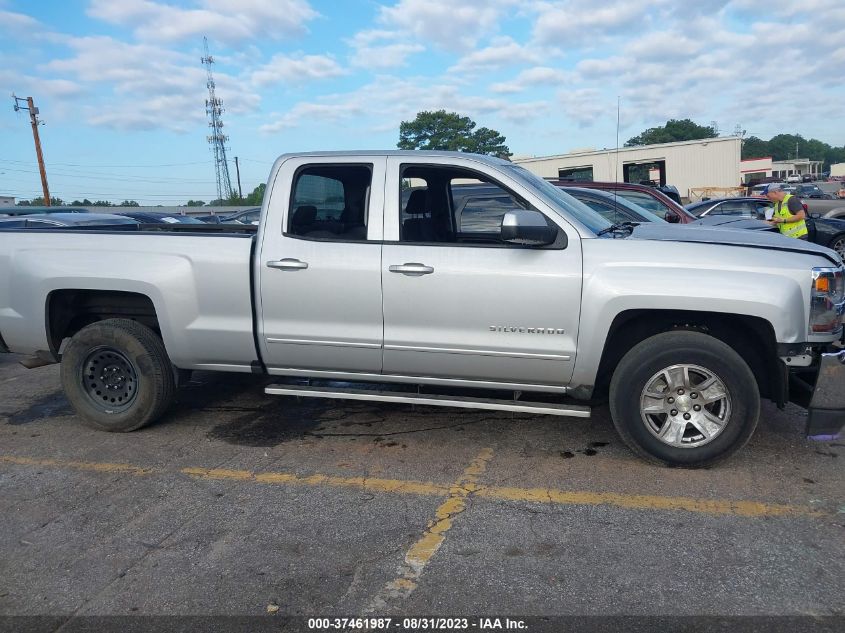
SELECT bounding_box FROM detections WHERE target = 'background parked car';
[551,180,693,224]
[0,206,89,217]
[0,213,139,229]
[560,187,667,224]
[792,184,834,199]
[219,208,262,224]
[113,211,206,224]
[685,197,845,257]
[565,187,774,232]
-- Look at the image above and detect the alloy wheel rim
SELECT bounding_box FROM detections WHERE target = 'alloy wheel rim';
[81,347,138,412]
[639,363,731,448]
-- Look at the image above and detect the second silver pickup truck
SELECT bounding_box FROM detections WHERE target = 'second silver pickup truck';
[1,151,843,466]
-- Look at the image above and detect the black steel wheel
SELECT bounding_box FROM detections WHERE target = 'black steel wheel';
[80,347,139,413]
[61,318,175,432]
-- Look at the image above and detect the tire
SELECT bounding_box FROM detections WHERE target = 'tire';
[60,318,175,432]
[609,331,759,467]
[829,234,845,259]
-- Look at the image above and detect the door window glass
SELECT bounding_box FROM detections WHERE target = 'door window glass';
[399,164,555,246]
[289,164,372,241]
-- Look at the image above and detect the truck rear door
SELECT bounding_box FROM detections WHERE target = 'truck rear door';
[256,156,386,374]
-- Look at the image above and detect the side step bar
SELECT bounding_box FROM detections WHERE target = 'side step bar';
[264,384,591,418]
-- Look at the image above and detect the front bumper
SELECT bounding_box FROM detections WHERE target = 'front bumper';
[806,349,845,437]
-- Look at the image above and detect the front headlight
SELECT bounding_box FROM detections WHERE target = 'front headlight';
[809,266,845,335]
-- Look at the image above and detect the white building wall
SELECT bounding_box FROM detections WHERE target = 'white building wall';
[514,137,743,198]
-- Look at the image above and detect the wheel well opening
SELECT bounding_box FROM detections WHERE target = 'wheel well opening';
[47,290,159,354]
[595,310,780,402]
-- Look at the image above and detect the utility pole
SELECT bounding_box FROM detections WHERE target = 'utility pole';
[12,95,51,206]
[234,156,243,199]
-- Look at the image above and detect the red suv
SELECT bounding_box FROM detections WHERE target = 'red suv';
[551,180,695,224]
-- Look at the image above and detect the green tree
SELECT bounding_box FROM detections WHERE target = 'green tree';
[70,199,94,206]
[17,196,64,206]
[119,200,140,207]
[244,183,266,206]
[398,110,511,157]
[186,200,205,207]
[91,200,113,207]
[740,136,769,160]
[625,119,717,147]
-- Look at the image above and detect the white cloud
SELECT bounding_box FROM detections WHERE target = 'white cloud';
[87,0,319,43]
[489,66,573,94]
[261,75,549,135]
[448,37,541,73]
[41,36,259,131]
[377,0,517,51]
[347,31,425,69]
[0,9,40,32]
[250,53,346,86]
[533,0,666,45]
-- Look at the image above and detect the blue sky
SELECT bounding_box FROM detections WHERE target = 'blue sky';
[1,0,844,205]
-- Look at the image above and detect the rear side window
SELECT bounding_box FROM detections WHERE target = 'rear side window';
[288,164,372,241]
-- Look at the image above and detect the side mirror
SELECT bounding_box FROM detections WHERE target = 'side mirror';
[666,212,681,223]
[501,210,558,246]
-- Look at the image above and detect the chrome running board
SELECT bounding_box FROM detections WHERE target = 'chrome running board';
[264,384,591,418]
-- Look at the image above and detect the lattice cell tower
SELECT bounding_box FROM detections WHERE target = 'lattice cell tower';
[201,37,234,201]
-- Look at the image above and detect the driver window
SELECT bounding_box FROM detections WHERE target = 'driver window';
[399,164,548,246]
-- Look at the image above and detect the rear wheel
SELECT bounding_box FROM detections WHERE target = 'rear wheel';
[609,331,759,467]
[61,318,175,432]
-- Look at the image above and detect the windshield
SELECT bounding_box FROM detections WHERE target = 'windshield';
[505,165,612,234]
[599,192,667,223]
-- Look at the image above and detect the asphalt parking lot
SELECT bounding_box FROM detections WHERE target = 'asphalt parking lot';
[0,352,843,628]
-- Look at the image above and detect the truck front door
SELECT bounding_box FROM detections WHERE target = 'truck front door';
[256,156,385,374]
[380,157,583,388]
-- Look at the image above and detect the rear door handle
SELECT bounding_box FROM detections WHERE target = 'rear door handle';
[388,263,434,275]
[267,258,308,270]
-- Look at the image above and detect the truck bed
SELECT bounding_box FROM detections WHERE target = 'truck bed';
[0,230,259,372]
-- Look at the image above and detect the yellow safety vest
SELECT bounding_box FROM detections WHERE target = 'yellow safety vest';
[774,194,808,238]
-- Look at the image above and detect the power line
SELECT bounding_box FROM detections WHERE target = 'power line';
[0,165,217,184]
[0,158,213,169]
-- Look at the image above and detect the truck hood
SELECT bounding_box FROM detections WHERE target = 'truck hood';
[627,223,843,266]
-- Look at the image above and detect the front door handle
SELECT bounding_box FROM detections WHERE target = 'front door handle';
[388,263,434,276]
[267,258,308,270]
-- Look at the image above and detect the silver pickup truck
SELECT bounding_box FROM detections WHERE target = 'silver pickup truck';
[1,151,843,466]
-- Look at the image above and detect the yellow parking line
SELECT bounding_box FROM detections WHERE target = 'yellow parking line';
[363,447,495,613]
[0,455,160,476]
[476,486,824,518]
[181,466,448,497]
[0,454,826,519]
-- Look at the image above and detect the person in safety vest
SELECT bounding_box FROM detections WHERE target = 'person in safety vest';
[765,182,808,240]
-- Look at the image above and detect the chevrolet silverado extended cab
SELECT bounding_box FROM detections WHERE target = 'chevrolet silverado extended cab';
[1,151,843,466]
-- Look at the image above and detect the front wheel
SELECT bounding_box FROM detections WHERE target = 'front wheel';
[61,318,175,432]
[829,234,845,259]
[609,331,759,467]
